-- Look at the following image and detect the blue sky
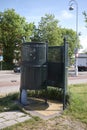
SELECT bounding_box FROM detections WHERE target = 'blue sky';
[0,0,87,51]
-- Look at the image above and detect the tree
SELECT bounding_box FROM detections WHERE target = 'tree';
[0,9,34,69]
[33,14,80,58]
[61,28,80,57]
[32,14,63,46]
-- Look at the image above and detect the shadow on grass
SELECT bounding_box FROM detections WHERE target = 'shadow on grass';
[0,87,66,112]
[0,93,20,112]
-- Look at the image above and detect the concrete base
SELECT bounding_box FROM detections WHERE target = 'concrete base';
[23,97,63,120]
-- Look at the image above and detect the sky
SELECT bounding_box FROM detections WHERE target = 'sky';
[0,0,87,52]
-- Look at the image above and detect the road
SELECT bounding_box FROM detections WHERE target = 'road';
[0,71,20,95]
[68,71,87,85]
[0,70,87,95]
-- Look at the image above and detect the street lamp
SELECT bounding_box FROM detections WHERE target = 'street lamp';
[69,0,78,76]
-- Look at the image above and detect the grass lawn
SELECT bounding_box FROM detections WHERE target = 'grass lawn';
[65,84,87,123]
[0,84,87,129]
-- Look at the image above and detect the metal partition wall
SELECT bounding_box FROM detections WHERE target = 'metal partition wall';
[20,40,68,109]
[47,46,64,88]
[47,39,68,109]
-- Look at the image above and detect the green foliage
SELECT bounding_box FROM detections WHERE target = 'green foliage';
[0,9,34,69]
[28,87,63,101]
[32,14,63,46]
[32,14,80,59]
[2,61,13,70]
[61,28,80,58]
[0,11,81,68]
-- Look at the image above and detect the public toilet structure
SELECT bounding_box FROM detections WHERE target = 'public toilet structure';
[20,38,68,110]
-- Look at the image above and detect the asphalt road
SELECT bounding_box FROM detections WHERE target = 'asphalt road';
[0,70,87,95]
[0,71,20,95]
[68,72,87,85]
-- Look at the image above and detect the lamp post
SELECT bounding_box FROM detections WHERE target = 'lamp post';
[69,0,78,76]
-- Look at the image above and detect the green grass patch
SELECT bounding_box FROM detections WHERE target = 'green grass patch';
[27,87,63,101]
[1,84,87,129]
[0,93,20,112]
[65,84,87,123]
[1,84,87,124]
[3,116,45,130]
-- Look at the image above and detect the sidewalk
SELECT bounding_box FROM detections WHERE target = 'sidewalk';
[0,111,31,129]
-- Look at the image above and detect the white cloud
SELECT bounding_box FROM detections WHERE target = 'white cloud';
[60,10,73,20]
[79,35,87,52]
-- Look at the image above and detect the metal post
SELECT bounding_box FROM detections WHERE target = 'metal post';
[63,37,68,110]
[20,89,27,105]
[69,0,78,76]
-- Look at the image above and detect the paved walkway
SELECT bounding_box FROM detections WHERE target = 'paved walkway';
[0,111,31,129]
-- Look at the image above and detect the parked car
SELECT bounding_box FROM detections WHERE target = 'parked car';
[13,65,21,73]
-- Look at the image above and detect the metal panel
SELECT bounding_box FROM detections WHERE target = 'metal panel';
[21,65,47,90]
[47,46,64,88]
[20,42,47,90]
[47,62,64,87]
[21,42,46,65]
